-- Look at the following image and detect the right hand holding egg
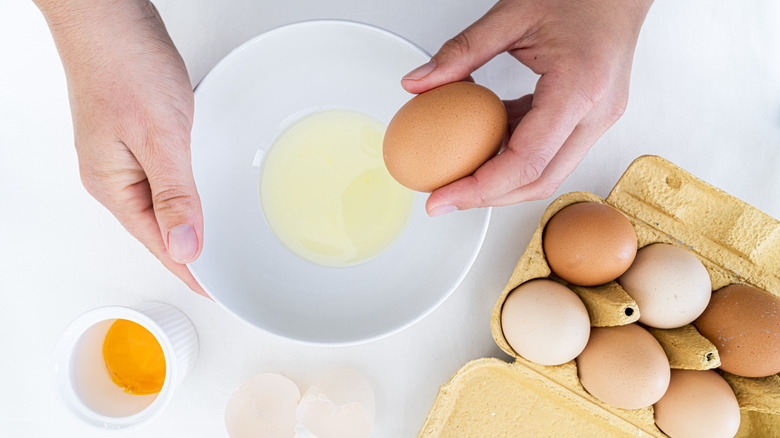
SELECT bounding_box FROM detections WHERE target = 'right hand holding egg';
[401,0,654,216]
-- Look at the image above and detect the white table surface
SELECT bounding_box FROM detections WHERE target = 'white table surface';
[1,1,778,437]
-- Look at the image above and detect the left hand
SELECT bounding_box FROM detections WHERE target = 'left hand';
[37,0,207,296]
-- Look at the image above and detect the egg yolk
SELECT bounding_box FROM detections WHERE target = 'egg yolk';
[102,319,166,395]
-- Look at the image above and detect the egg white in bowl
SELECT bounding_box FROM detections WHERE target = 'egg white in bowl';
[189,20,491,345]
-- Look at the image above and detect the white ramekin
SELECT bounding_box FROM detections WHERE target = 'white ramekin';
[53,302,198,430]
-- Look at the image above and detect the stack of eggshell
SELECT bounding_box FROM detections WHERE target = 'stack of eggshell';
[496,160,780,438]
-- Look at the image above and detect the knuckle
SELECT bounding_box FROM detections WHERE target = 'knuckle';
[562,63,612,115]
[466,174,492,207]
[519,160,544,184]
[517,149,553,184]
[141,122,190,159]
[78,161,107,202]
[474,184,491,207]
[535,181,560,200]
[607,96,628,122]
[79,169,100,199]
[440,32,473,60]
[574,84,606,115]
[152,186,196,219]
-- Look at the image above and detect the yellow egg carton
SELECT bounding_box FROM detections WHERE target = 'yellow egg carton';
[418,155,780,437]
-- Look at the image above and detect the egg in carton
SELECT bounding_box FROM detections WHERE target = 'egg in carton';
[418,155,780,437]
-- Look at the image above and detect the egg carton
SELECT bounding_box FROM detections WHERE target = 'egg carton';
[417,155,780,437]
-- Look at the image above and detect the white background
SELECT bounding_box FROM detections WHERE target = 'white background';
[1,1,779,437]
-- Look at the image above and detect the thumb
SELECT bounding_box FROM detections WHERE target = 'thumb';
[401,1,532,94]
[140,133,203,265]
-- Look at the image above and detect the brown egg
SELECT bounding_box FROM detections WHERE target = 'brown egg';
[694,284,780,377]
[653,370,741,438]
[542,202,638,286]
[382,82,507,192]
[576,324,670,410]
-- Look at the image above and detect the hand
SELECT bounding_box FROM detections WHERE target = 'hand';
[402,0,653,215]
[37,0,207,296]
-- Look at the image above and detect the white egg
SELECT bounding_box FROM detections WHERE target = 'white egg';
[618,243,712,329]
[296,368,375,438]
[224,373,301,438]
[501,279,591,365]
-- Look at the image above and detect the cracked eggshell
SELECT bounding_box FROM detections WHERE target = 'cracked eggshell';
[224,373,301,438]
[296,368,375,438]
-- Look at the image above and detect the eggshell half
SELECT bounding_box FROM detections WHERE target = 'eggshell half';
[224,373,301,438]
[296,368,375,438]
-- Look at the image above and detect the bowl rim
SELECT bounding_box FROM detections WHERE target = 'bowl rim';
[188,19,493,346]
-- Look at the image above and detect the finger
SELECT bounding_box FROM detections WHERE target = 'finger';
[488,121,604,206]
[77,140,208,296]
[426,71,596,213]
[505,94,534,121]
[134,126,204,265]
[504,94,534,134]
[490,94,626,206]
[402,1,533,94]
[114,178,210,298]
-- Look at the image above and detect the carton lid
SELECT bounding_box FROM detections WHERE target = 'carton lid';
[607,155,779,296]
[418,358,662,437]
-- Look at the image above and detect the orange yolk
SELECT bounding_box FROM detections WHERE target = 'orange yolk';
[102,319,166,395]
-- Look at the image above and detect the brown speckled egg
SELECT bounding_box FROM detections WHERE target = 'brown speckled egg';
[653,370,741,438]
[382,82,507,192]
[542,202,638,286]
[694,284,780,377]
[576,324,670,410]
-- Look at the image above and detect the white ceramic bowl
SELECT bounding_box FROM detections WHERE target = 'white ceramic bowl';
[190,20,491,345]
[52,302,198,430]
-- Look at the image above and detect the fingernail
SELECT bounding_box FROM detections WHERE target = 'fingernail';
[428,205,457,217]
[168,224,198,263]
[403,60,436,80]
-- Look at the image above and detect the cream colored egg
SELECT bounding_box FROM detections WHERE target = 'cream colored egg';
[618,243,712,329]
[500,279,591,365]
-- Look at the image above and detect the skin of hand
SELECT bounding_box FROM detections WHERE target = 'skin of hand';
[35,0,207,296]
[402,0,654,216]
